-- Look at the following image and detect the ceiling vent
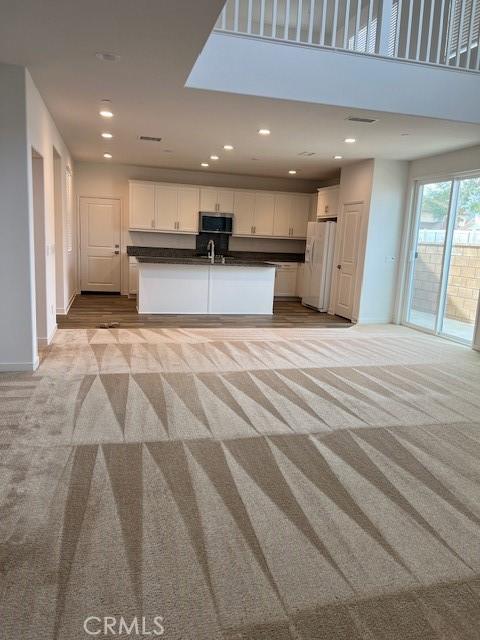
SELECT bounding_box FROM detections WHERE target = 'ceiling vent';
[298,151,316,156]
[139,136,162,142]
[346,116,378,124]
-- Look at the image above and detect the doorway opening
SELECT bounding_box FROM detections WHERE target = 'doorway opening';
[405,175,480,344]
[31,149,48,346]
[53,147,64,313]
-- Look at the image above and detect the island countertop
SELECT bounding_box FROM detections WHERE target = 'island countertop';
[136,256,276,268]
[127,245,304,263]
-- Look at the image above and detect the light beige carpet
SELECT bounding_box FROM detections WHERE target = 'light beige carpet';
[1,325,480,639]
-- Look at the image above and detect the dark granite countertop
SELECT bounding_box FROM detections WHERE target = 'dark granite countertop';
[127,246,304,263]
[136,256,276,268]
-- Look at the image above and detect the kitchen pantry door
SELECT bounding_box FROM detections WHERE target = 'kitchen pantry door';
[80,197,121,292]
[334,202,363,319]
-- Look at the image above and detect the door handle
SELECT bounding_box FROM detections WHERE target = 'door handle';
[337,264,342,270]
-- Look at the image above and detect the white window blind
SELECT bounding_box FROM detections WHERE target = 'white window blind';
[65,167,73,253]
[448,0,480,57]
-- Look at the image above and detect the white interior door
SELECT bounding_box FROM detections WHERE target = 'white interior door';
[80,197,121,292]
[334,202,363,319]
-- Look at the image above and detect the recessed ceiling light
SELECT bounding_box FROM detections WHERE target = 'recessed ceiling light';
[99,100,114,118]
[258,128,271,136]
[210,155,219,160]
[101,132,113,139]
[344,138,356,143]
[96,51,121,63]
[288,170,297,175]
[334,155,343,159]
[103,153,112,159]
[223,144,234,150]
[201,162,209,167]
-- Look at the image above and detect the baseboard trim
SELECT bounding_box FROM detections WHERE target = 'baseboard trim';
[37,324,57,348]
[0,357,39,372]
[56,292,77,316]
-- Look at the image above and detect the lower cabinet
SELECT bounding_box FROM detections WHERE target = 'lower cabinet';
[129,258,138,296]
[296,263,305,299]
[273,262,299,297]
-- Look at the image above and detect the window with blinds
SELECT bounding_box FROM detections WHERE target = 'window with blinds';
[65,166,73,253]
[447,0,480,58]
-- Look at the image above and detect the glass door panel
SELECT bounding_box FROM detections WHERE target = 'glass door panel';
[440,177,480,343]
[407,181,452,331]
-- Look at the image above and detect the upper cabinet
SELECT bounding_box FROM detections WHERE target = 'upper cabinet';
[129,180,310,238]
[233,190,275,236]
[273,193,309,238]
[316,186,340,218]
[200,187,234,213]
[233,190,255,235]
[130,181,199,234]
[130,181,155,230]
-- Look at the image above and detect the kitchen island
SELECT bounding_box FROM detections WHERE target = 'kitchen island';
[136,256,276,314]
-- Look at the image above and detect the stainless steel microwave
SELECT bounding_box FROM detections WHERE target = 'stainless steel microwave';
[199,211,233,234]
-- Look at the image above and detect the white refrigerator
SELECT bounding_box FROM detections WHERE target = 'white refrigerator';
[302,221,336,312]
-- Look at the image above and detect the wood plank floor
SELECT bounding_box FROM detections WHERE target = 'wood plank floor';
[57,294,353,328]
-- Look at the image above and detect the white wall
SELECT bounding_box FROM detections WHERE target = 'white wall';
[26,70,75,327]
[330,158,408,324]
[0,64,74,371]
[358,160,408,323]
[0,64,36,370]
[408,144,480,180]
[74,162,319,294]
[188,33,480,124]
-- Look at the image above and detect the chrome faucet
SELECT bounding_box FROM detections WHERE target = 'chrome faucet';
[207,239,215,264]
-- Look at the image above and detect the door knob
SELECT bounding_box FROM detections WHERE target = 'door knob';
[337,264,342,270]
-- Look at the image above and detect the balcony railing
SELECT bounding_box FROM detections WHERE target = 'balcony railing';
[215,0,480,72]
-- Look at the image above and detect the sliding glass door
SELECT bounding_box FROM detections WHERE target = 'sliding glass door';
[406,175,480,344]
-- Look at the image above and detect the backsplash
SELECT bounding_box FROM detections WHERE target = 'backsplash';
[196,232,230,255]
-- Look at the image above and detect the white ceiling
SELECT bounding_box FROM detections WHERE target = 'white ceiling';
[1,0,479,181]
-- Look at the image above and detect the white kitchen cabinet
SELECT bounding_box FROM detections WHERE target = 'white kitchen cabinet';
[273,194,292,237]
[218,189,234,213]
[296,263,305,298]
[155,185,178,232]
[130,180,308,238]
[129,182,199,234]
[291,195,310,238]
[233,190,275,236]
[177,186,200,232]
[273,194,309,238]
[316,186,340,218]
[129,181,155,230]
[273,262,299,296]
[200,187,234,213]
[129,257,138,296]
[233,191,255,235]
[254,192,275,235]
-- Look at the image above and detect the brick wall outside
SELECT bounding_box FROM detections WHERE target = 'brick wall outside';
[411,243,480,323]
